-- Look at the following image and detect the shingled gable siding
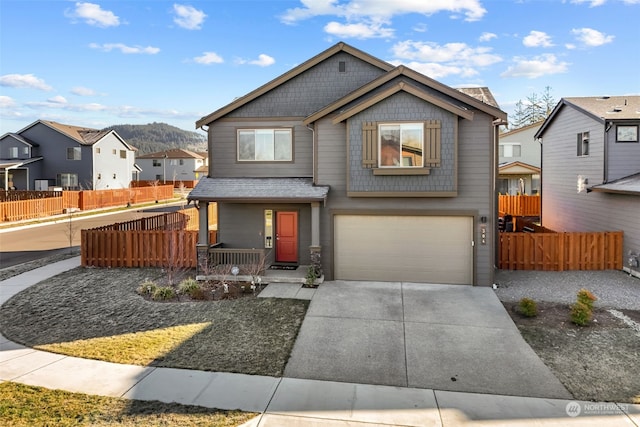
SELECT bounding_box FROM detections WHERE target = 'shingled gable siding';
[349,92,455,193]
[226,52,387,118]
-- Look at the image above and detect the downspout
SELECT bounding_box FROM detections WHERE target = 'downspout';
[306,123,316,184]
[537,137,543,225]
[492,118,508,276]
[604,121,612,183]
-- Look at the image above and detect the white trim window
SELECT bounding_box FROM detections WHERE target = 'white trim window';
[57,173,78,189]
[237,129,292,161]
[9,147,18,158]
[577,132,589,156]
[499,143,521,158]
[379,123,423,167]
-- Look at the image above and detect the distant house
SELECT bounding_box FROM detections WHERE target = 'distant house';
[136,149,207,185]
[0,120,137,190]
[535,96,640,276]
[188,42,507,286]
[498,121,543,195]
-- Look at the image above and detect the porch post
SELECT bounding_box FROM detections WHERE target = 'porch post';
[309,201,322,277]
[196,201,209,276]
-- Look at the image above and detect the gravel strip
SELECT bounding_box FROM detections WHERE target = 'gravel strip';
[494,269,640,310]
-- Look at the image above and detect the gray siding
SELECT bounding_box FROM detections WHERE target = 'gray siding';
[217,203,312,265]
[316,113,496,285]
[21,123,93,189]
[607,121,640,181]
[228,52,387,118]
[499,124,541,167]
[209,120,313,178]
[542,106,640,271]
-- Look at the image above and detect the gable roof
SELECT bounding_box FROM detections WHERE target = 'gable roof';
[137,148,205,160]
[196,42,394,128]
[499,121,543,137]
[305,65,505,126]
[331,81,475,124]
[499,161,541,174]
[456,87,499,109]
[0,132,39,147]
[15,120,136,150]
[536,96,640,138]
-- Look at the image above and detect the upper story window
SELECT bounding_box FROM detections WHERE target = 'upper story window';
[499,143,521,158]
[616,125,638,143]
[67,147,81,160]
[153,159,161,167]
[577,132,589,156]
[95,147,101,154]
[9,147,18,158]
[237,129,292,161]
[379,123,423,167]
[22,147,29,155]
[120,150,126,159]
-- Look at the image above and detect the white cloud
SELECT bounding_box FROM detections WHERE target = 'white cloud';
[47,95,68,104]
[570,0,607,6]
[391,61,478,79]
[89,43,160,54]
[571,27,614,46]
[413,23,428,33]
[281,0,487,24]
[194,52,224,65]
[324,21,394,39]
[479,32,497,42]
[392,40,502,67]
[0,96,16,108]
[65,2,120,27]
[501,54,569,78]
[172,4,206,30]
[250,54,276,67]
[71,86,97,96]
[523,30,553,47]
[0,73,53,91]
[26,100,107,112]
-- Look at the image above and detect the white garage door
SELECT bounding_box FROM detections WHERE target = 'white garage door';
[334,215,473,284]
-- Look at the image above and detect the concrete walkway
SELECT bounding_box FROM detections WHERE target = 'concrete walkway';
[1,258,638,426]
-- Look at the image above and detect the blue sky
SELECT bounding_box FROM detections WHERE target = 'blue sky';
[1,0,639,136]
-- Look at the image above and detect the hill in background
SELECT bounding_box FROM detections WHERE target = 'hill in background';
[104,122,207,155]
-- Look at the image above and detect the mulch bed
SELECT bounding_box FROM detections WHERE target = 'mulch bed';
[0,266,309,377]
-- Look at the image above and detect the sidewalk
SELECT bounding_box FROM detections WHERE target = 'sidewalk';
[1,259,638,426]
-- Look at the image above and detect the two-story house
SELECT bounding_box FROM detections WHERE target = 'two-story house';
[136,148,207,185]
[0,120,137,190]
[535,96,640,276]
[188,43,507,286]
[498,121,542,195]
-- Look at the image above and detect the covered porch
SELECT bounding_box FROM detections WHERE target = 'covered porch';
[188,177,330,282]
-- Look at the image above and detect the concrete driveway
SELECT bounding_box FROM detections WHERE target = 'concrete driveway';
[284,281,572,399]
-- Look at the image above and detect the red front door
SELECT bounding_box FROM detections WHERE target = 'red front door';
[276,211,298,263]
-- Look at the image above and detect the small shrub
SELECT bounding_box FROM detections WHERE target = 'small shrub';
[152,286,176,301]
[518,297,538,317]
[305,265,318,287]
[178,277,199,296]
[137,281,157,296]
[570,301,592,326]
[577,288,597,310]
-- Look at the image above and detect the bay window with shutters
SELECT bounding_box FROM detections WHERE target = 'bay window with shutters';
[362,120,441,175]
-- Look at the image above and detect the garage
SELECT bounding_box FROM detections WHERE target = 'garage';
[334,215,474,284]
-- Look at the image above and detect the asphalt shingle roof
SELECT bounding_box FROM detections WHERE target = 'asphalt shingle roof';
[188,177,330,202]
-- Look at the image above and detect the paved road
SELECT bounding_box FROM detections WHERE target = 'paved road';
[0,208,168,269]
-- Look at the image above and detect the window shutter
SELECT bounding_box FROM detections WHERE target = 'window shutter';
[424,120,441,167]
[362,122,378,168]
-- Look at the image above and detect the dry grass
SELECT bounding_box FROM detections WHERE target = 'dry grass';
[0,382,256,426]
[0,266,308,376]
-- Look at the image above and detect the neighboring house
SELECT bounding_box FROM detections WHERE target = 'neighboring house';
[189,42,507,286]
[136,149,207,183]
[535,96,640,276]
[0,120,137,190]
[498,121,543,195]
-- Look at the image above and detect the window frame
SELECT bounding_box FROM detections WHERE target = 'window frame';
[67,147,81,161]
[9,147,18,158]
[152,159,161,167]
[378,122,424,168]
[236,128,293,162]
[120,150,127,159]
[499,143,522,158]
[616,125,638,143]
[577,131,589,157]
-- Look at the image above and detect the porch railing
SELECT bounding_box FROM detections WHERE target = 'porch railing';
[202,246,267,275]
